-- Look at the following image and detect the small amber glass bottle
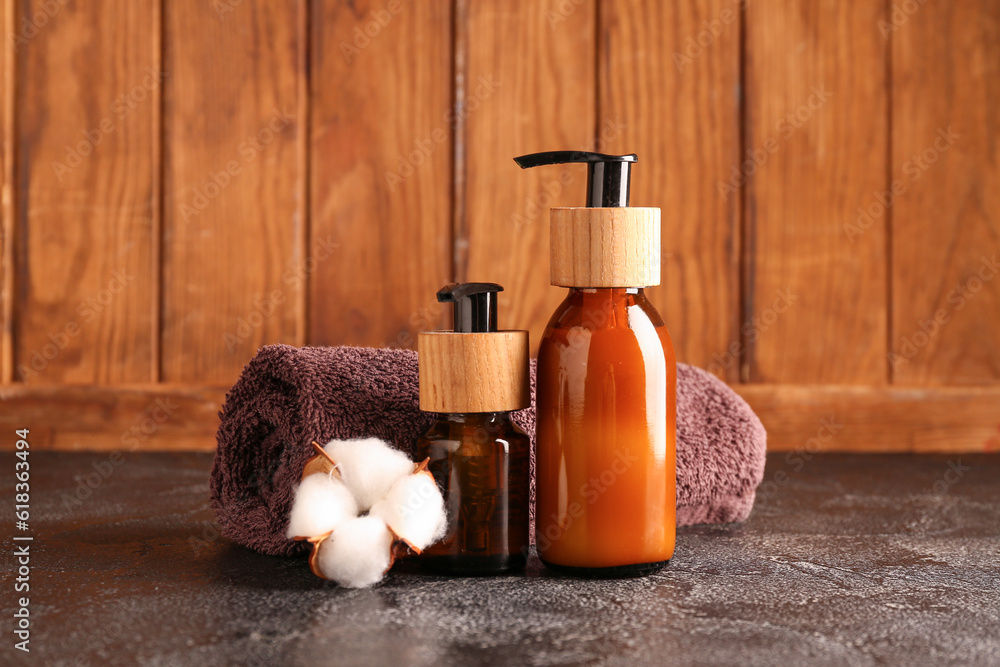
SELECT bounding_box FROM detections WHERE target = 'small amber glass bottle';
[416,411,530,574]
[417,283,531,575]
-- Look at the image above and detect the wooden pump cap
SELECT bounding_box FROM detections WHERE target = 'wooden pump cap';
[418,331,530,413]
[550,207,661,288]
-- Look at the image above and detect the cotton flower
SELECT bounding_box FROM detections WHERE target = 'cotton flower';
[286,438,446,588]
[324,437,416,512]
[312,516,395,588]
[286,472,358,540]
[369,471,447,551]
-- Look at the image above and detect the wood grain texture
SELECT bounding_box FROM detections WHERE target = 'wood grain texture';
[9,450,1000,667]
[3,383,997,453]
[744,0,888,384]
[890,0,1000,385]
[308,0,452,350]
[15,0,158,384]
[0,384,224,450]
[461,0,596,354]
[599,0,741,381]
[735,384,1000,453]
[418,330,530,412]
[1,0,998,453]
[162,0,304,384]
[1,0,12,382]
[549,207,660,288]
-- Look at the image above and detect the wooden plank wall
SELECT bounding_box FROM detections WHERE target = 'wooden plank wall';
[310,0,453,351]
[460,0,595,342]
[1,0,998,453]
[891,0,1000,385]
[16,0,158,385]
[163,1,305,384]
[744,0,888,385]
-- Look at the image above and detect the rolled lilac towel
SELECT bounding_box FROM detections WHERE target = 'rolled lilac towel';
[211,344,766,557]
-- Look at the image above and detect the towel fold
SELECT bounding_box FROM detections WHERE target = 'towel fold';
[211,344,766,557]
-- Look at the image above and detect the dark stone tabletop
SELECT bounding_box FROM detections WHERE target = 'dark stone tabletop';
[2,451,998,666]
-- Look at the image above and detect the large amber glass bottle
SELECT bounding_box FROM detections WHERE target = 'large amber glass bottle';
[536,287,676,574]
[514,150,676,576]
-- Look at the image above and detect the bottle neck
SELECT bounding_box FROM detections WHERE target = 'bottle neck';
[553,286,659,330]
[432,412,515,428]
[430,412,517,445]
[567,287,643,296]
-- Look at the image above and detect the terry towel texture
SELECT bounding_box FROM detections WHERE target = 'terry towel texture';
[211,344,767,557]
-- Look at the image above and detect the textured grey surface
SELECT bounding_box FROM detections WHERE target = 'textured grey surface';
[2,452,998,666]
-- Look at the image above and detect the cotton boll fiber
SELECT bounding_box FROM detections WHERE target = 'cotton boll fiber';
[370,472,447,551]
[315,515,395,588]
[285,473,359,539]
[324,438,415,511]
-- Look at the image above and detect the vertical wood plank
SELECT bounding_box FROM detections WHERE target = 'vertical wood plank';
[1,0,12,382]
[309,1,452,349]
[461,0,595,350]
[890,0,1000,385]
[162,0,304,383]
[15,0,158,384]
[599,0,741,380]
[744,0,888,384]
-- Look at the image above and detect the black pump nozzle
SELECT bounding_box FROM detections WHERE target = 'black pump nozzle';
[437,282,503,333]
[513,151,638,207]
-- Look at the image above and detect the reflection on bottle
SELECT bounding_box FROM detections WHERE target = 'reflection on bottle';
[418,414,528,574]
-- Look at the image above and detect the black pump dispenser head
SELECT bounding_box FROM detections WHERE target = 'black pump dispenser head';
[437,282,503,333]
[513,151,638,207]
